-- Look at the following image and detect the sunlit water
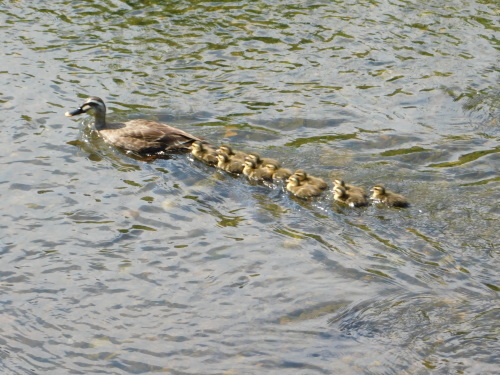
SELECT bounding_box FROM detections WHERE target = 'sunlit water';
[1,0,498,374]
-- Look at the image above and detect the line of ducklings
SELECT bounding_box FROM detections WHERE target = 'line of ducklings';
[191,141,409,208]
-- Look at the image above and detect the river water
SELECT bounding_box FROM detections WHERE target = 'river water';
[1,0,498,374]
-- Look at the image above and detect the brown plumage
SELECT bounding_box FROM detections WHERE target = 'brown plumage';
[217,153,244,174]
[333,179,366,196]
[191,141,218,165]
[245,152,278,168]
[217,144,247,161]
[286,175,323,198]
[264,161,292,181]
[333,186,368,207]
[65,97,205,154]
[242,159,268,180]
[293,169,328,190]
[370,184,409,207]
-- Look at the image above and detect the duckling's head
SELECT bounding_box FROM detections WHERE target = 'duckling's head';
[217,153,230,163]
[191,140,203,151]
[333,186,347,197]
[333,179,345,188]
[244,159,257,169]
[371,184,386,196]
[65,96,106,117]
[265,161,279,171]
[246,152,262,164]
[293,169,308,181]
[217,144,234,155]
[287,175,301,186]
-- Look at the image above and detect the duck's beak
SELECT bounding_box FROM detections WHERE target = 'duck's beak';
[65,106,85,117]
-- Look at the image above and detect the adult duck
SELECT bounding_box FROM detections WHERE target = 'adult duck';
[65,96,206,154]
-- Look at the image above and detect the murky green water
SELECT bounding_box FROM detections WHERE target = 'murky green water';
[1,0,498,373]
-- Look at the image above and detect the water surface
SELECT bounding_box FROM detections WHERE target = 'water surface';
[1,0,498,374]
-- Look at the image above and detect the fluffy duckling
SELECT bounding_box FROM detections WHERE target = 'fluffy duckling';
[264,161,292,181]
[217,144,247,161]
[245,152,278,168]
[242,159,268,180]
[286,175,323,198]
[217,153,244,174]
[293,169,328,190]
[65,96,205,154]
[333,179,366,196]
[370,184,409,207]
[191,141,218,165]
[333,186,368,207]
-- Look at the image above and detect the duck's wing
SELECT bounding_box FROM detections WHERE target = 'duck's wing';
[104,120,205,153]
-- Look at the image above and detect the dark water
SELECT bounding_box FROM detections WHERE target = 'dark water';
[1,0,498,374]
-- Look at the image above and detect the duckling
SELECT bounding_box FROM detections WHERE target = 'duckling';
[245,152,278,168]
[242,159,268,180]
[293,169,328,190]
[217,153,244,174]
[65,96,205,154]
[191,141,218,166]
[286,175,322,198]
[333,186,368,207]
[333,179,366,196]
[217,144,247,161]
[370,184,409,207]
[264,161,292,181]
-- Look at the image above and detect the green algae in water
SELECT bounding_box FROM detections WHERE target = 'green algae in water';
[428,148,500,167]
[380,146,433,157]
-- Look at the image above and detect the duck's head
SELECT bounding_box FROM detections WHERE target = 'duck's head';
[191,140,203,151]
[65,96,106,117]
[217,144,234,155]
[265,161,279,171]
[246,152,262,164]
[286,175,301,186]
[293,169,308,181]
[371,184,386,195]
[333,186,346,197]
[333,179,345,187]
[243,159,257,169]
[217,152,230,163]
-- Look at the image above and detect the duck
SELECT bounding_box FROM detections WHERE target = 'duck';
[286,175,323,198]
[370,184,409,207]
[216,153,245,174]
[333,179,366,196]
[245,152,278,168]
[191,141,218,166]
[293,169,328,190]
[264,161,292,181]
[333,186,369,207]
[242,159,268,180]
[65,96,206,154]
[216,144,247,161]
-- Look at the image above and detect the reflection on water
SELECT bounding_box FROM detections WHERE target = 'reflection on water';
[1,0,498,374]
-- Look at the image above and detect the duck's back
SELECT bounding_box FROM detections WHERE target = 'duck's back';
[99,119,204,153]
